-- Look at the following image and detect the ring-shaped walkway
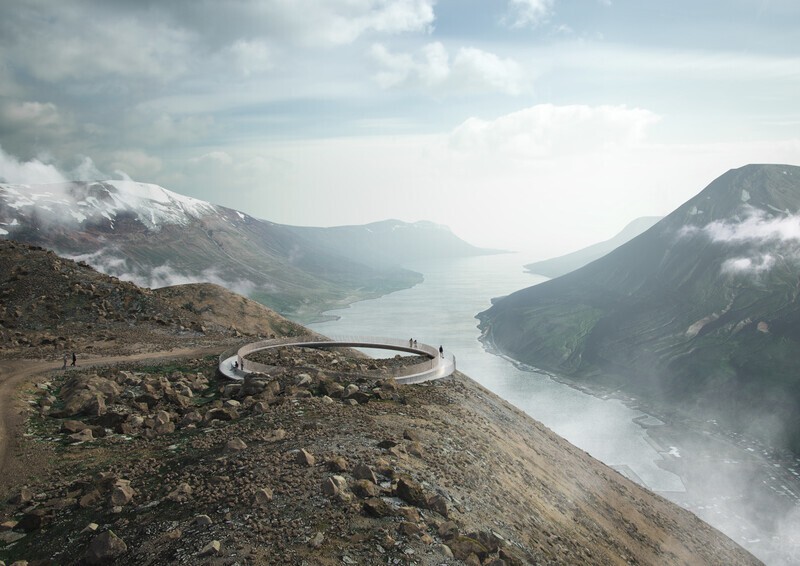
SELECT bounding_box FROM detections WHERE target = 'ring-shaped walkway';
[218,335,455,385]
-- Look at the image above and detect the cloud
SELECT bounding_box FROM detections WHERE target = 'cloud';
[0,145,66,184]
[65,249,257,296]
[0,1,192,83]
[69,156,106,182]
[448,104,660,158]
[106,151,163,181]
[703,208,800,244]
[504,0,555,28]
[721,255,776,275]
[370,42,525,94]
[224,39,274,77]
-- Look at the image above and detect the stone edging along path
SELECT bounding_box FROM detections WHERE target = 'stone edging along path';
[218,335,456,385]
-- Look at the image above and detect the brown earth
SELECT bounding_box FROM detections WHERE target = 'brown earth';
[0,239,762,565]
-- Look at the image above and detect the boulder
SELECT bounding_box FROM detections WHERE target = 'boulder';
[254,487,273,506]
[363,497,392,518]
[447,536,489,562]
[352,463,377,484]
[110,482,135,506]
[167,483,193,502]
[321,476,347,497]
[225,438,247,452]
[18,508,52,532]
[395,476,427,508]
[351,479,380,499]
[198,540,221,557]
[85,530,127,564]
[295,448,315,467]
[326,456,348,473]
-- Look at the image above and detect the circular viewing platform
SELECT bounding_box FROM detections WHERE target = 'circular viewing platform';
[218,335,456,385]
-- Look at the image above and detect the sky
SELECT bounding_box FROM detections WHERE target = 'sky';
[0,0,799,256]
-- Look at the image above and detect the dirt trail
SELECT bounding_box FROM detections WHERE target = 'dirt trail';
[0,347,220,488]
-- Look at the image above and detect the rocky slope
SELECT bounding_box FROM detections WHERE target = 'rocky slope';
[524,216,661,278]
[0,239,303,359]
[479,164,800,451]
[0,239,761,565]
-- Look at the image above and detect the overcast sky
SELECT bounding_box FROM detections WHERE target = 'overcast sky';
[0,0,799,256]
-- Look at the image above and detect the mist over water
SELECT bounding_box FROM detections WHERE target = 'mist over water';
[307,253,800,565]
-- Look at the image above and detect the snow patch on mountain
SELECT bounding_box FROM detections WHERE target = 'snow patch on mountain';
[0,180,217,231]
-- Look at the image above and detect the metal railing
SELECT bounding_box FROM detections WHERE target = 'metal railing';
[218,335,455,384]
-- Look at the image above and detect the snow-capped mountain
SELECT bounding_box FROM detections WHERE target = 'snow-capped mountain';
[0,180,491,321]
[0,180,216,233]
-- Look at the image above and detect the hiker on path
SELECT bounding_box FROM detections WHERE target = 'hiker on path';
[71,352,77,367]
[439,345,444,358]
[62,354,67,370]
[413,339,417,348]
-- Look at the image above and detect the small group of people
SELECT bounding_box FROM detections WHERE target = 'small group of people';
[62,352,77,370]
[408,338,445,358]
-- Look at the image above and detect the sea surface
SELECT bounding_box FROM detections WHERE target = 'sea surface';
[307,252,800,565]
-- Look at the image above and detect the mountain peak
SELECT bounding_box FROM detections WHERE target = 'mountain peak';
[0,179,216,231]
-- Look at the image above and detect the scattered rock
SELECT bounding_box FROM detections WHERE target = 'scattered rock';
[309,531,324,548]
[447,536,489,562]
[198,539,221,557]
[351,479,380,499]
[194,515,213,526]
[225,437,247,452]
[110,480,135,506]
[327,456,349,472]
[295,448,315,466]
[85,530,127,564]
[321,476,347,497]
[395,476,428,508]
[353,463,378,484]
[363,497,392,518]
[255,487,273,506]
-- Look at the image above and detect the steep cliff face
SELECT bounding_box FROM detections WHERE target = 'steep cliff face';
[479,164,800,449]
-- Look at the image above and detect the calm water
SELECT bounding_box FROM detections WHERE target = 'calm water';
[309,253,685,492]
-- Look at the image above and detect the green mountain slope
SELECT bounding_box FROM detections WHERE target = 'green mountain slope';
[478,164,800,450]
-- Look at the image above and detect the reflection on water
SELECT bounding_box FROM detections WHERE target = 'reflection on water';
[308,253,685,492]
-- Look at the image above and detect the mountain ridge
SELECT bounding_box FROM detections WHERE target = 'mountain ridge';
[0,180,493,322]
[524,216,662,278]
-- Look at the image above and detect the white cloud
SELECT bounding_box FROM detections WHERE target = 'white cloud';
[721,255,776,275]
[3,2,192,82]
[106,151,163,181]
[0,145,66,184]
[448,104,660,158]
[504,0,554,28]
[703,208,800,243]
[321,0,436,44]
[225,39,274,77]
[370,42,525,94]
[69,156,106,182]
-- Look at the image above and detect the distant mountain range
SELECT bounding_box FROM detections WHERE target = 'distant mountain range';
[525,216,662,278]
[0,180,492,321]
[479,164,800,451]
